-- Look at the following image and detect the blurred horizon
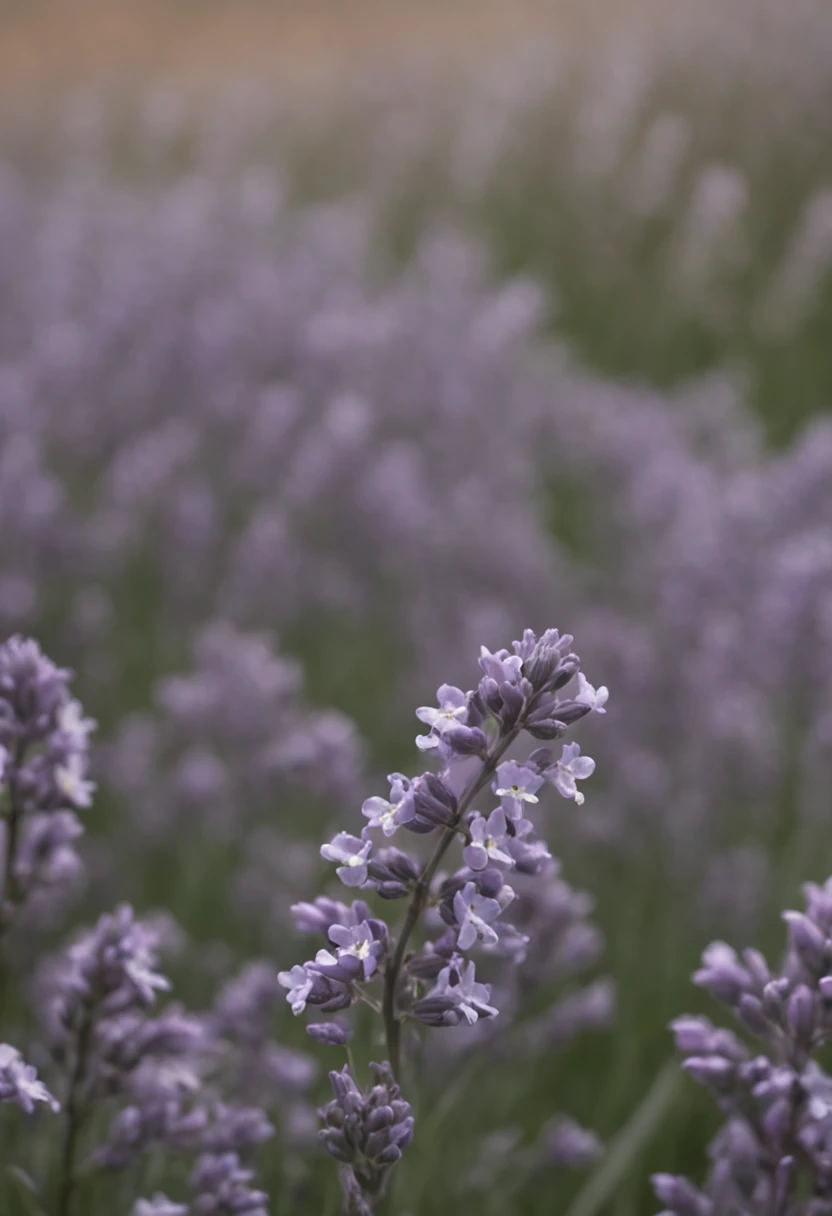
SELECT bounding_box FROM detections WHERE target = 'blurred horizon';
[1,0,666,96]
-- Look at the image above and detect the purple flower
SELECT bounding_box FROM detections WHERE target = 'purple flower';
[320,833,372,888]
[426,960,499,1025]
[361,773,414,837]
[306,1021,352,1047]
[0,1043,59,1113]
[454,881,502,950]
[415,684,469,751]
[493,760,544,815]
[463,809,515,871]
[277,965,315,1016]
[544,743,596,806]
[327,920,384,980]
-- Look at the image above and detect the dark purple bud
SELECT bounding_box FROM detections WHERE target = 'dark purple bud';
[477,868,505,898]
[651,1174,707,1216]
[783,911,827,973]
[550,656,580,691]
[375,882,410,900]
[526,717,569,741]
[307,1022,351,1046]
[445,726,488,756]
[682,1056,735,1092]
[498,681,525,728]
[537,698,591,727]
[737,995,771,1038]
[819,976,832,1002]
[527,747,554,771]
[786,984,814,1048]
[761,1099,792,1154]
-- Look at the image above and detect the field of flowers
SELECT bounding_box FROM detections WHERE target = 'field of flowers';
[3,2,832,1213]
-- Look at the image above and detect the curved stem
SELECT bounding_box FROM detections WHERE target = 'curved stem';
[382,726,521,1080]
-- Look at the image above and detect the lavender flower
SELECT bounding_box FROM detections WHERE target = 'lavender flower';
[544,743,596,807]
[0,636,95,934]
[0,1043,59,1113]
[462,809,515,871]
[454,882,503,950]
[413,960,499,1027]
[319,1063,414,1202]
[280,626,606,1210]
[653,875,832,1215]
[321,834,373,888]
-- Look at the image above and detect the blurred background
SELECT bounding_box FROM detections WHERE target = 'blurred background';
[2,0,832,1212]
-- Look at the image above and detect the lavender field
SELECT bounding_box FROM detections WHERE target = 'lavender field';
[2,2,832,1213]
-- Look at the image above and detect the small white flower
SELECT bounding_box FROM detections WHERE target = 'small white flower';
[57,699,97,744]
[278,965,314,1015]
[574,674,609,715]
[54,754,96,809]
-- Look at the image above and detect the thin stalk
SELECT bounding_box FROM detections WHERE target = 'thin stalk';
[382,726,521,1079]
[56,1005,94,1216]
[0,741,26,939]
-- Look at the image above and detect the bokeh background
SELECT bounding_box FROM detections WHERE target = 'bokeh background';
[3,0,832,1212]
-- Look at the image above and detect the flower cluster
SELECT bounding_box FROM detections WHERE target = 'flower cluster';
[654,876,832,1215]
[0,635,95,934]
[279,627,606,1210]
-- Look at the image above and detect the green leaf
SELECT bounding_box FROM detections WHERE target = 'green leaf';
[563,1060,682,1216]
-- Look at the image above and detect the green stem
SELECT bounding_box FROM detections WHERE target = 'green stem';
[382,725,521,1080]
[56,1005,94,1216]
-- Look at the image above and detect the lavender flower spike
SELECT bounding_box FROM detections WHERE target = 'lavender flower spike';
[0,1043,59,1113]
[280,625,605,1209]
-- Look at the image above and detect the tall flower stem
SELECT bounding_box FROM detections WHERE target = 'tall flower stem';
[57,1005,94,1216]
[0,742,26,941]
[382,726,521,1079]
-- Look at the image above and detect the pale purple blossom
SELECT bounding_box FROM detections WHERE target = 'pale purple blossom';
[463,809,515,871]
[494,760,544,811]
[454,881,503,950]
[361,773,414,837]
[544,743,596,807]
[0,1043,60,1113]
[327,921,384,980]
[320,833,372,888]
[277,965,315,1016]
[429,961,499,1025]
[415,685,469,751]
[574,674,609,714]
